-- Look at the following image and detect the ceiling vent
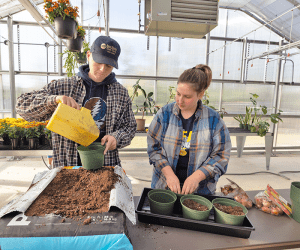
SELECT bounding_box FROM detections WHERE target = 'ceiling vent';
[144,0,219,39]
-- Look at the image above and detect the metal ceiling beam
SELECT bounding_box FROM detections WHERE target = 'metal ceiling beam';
[17,0,67,46]
[219,6,295,45]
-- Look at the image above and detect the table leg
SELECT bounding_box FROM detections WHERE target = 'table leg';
[236,136,246,158]
[265,135,273,171]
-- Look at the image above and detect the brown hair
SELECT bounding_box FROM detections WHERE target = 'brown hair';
[177,64,212,93]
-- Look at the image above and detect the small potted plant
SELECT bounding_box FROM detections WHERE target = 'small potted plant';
[234,114,245,129]
[131,79,155,131]
[7,125,21,149]
[44,0,79,39]
[0,119,10,145]
[67,26,86,52]
[24,123,39,150]
[37,122,47,146]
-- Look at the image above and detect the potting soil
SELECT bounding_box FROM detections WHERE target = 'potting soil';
[25,167,120,219]
[183,199,209,211]
[214,203,245,216]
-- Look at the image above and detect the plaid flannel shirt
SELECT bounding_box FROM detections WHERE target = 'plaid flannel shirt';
[147,101,231,195]
[16,76,137,168]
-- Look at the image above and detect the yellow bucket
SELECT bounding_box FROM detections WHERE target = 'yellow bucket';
[46,103,100,146]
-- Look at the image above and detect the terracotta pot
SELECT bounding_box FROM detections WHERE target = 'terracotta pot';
[54,16,76,39]
[136,119,146,131]
[66,36,83,52]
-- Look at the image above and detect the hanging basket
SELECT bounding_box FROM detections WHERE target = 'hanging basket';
[54,16,76,39]
[67,36,84,52]
[75,52,87,64]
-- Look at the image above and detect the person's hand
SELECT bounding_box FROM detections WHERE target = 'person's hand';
[162,166,181,194]
[56,95,80,110]
[181,170,206,195]
[101,135,117,155]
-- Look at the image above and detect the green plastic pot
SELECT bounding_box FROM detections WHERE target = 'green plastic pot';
[148,189,177,215]
[212,198,248,226]
[77,142,105,170]
[290,182,300,223]
[180,194,213,221]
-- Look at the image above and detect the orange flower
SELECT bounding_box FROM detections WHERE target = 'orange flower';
[48,7,54,12]
[64,9,69,15]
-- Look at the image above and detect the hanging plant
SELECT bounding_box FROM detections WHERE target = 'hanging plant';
[44,0,79,39]
[61,41,90,77]
[66,26,86,52]
[44,0,79,24]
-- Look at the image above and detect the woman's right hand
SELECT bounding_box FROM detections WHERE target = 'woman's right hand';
[56,95,80,110]
[162,166,181,194]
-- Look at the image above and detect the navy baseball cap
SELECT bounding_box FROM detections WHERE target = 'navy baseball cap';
[90,36,121,69]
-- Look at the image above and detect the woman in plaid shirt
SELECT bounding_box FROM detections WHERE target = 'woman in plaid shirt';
[16,36,137,168]
[147,64,231,195]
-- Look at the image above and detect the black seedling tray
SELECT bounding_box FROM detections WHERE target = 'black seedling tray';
[135,188,255,238]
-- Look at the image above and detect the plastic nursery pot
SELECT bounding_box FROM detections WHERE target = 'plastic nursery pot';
[54,16,76,39]
[212,198,248,226]
[77,142,105,170]
[290,182,300,223]
[147,189,177,215]
[66,36,83,52]
[247,124,252,131]
[180,194,213,221]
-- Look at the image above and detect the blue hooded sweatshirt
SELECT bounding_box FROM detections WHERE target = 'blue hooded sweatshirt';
[77,64,117,142]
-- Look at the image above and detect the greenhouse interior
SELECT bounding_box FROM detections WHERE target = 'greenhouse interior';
[1,0,300,249]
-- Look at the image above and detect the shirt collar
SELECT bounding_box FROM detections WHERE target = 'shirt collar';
[173,100,203,118]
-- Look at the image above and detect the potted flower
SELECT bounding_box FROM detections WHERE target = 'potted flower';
[67,26,86,52]
[24,123,39,149]
[44,0,79,39]
[131,79,155,131]
[37,122,47,146]
[0,119,10,145]
[7,125,22,149]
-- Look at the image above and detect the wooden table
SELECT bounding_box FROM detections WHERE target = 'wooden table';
[127,189,299,250]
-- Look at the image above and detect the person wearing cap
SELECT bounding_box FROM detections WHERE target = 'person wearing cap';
[16,36,137,168]
[147,64,231,195]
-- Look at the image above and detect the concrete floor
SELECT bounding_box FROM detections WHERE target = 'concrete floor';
[1,151,300,209]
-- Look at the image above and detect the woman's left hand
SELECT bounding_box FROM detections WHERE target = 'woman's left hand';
[181,170,206,195]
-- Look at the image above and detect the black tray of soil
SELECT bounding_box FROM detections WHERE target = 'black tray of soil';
[135,188,255,239]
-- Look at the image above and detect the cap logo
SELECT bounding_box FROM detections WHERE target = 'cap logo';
[99,43,117,55]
